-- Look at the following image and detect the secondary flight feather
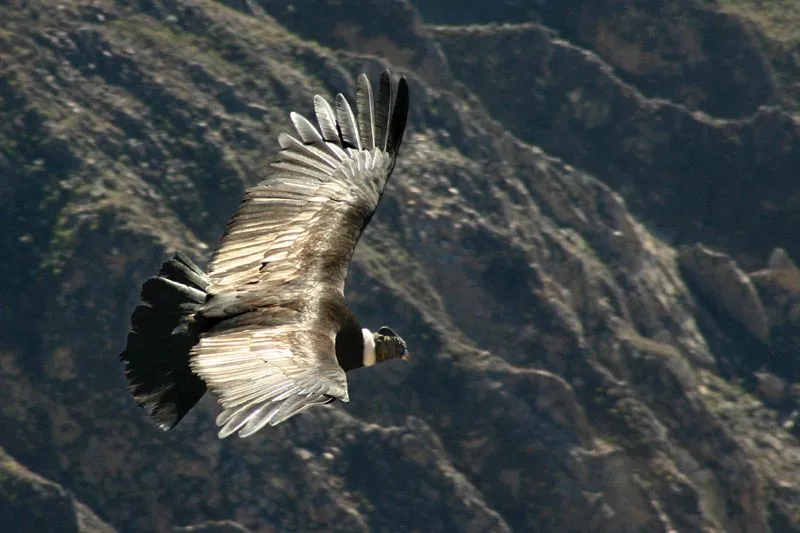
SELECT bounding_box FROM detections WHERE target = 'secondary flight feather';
[119,70,410,438]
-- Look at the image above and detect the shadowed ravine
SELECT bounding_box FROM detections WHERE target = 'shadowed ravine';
[3,0,800,532]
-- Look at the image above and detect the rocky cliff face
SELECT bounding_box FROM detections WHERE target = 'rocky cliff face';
[3,0,800,532]
[0,447,117,533]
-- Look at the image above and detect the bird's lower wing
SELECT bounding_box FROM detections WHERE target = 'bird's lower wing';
[190,324,348,438]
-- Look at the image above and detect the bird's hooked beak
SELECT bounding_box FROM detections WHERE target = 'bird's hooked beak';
[401,352,411,362]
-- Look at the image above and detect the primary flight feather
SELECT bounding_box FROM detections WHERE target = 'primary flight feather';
[119,70,410,438]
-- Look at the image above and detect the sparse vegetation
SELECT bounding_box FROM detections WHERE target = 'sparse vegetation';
[716,0,800,44]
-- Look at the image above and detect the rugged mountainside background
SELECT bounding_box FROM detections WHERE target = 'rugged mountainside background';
[3,0,800,531]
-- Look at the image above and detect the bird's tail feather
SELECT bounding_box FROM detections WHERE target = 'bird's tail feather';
[119,252,210,430]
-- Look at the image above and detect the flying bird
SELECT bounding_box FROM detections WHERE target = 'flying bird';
[119,70,410,438]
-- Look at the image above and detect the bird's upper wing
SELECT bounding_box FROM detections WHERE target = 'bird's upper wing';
[205,70,409,294]
[191,70,409,438]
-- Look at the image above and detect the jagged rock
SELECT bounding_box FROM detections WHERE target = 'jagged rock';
[257,0,451,83]
[751,248,800,331]
[533,0,783,118]
[414,0,789,116]
[748,248,800,388]
[753,371,793,406]
[678,243,770,343]
[428,21,800,270]
[0,447,117,533]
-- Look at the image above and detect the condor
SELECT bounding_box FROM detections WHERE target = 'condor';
[120,70,410,438]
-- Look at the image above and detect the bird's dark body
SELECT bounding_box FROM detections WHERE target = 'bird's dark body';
[119,70,409,438]
[329,301,364,372]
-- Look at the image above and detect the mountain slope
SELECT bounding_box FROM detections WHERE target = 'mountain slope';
[2,1,800,532]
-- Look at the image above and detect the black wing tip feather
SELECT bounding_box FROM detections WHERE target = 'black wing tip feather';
[385,74,409,156]
[373,69,408,156]
[280,69,409,161]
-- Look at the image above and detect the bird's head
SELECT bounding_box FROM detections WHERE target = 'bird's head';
[363,326,408,366]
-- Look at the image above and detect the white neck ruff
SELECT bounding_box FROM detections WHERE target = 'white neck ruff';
[362,328,376,367]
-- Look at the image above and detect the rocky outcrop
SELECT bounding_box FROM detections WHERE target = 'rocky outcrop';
[429,21,800,271]
[2,0,800,532]
[751,249,800,346]
[0,447,117,533]
[678,243,770,343]
[253,0,452,84]
[413,0,788,117]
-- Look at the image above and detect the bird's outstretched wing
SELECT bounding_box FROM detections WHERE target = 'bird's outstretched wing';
[191,319,347,438]
[206,70,409,293]
[191,70,409,437]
